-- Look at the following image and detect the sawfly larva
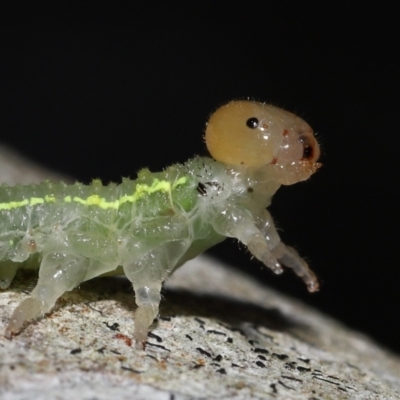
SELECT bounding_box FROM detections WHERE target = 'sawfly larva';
[0,100,321,348]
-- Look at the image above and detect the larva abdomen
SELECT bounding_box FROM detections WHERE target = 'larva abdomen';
[1,162,206,343]
[0,169,193,282]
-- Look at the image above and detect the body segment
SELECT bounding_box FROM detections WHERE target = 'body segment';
[1,100,321,348]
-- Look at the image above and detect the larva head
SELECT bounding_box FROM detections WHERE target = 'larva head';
[205,100,320,183]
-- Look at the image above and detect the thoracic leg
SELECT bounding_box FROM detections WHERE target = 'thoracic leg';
[5,253,88,338]
[212,206,319,291]
[271,242,319,292]
[257,209,319,292]
[212,206,284,274]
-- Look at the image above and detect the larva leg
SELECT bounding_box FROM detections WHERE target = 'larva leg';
[124,258,163,349]
[133,283,162,349]
[212,206,283,273]
[5,253,88,338]
[123,241,189,349]
[0,261,20,289]
[258,209,319,292]
[271,242,319,292]
[212,206,319,292]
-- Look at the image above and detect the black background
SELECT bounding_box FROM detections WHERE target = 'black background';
[1,3,398,354]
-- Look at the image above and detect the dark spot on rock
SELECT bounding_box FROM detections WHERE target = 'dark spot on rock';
[196,347,212,358]
[272,353,288,360]
[256,361,266,368]
[297,366,311,373]
[254,348,269,355]
[148,332,162,342]
[104,322,120,331]
[207,329,226,336]
[216,368,226,374]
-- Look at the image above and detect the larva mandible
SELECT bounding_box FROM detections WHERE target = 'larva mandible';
[0,100,321,348]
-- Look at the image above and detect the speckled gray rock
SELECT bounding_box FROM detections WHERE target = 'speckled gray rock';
[1,146,400,400]
[0,145,68,185]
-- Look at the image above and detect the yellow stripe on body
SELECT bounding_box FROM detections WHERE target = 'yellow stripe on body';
[0,177,188,211]
[30,197,45,205]
[0,200,29,210]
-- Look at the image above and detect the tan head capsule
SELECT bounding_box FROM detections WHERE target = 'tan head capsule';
[205,100,320,176]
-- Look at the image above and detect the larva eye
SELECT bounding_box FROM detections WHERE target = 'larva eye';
[246,117,259,129]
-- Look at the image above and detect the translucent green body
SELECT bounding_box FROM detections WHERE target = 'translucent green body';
[1,100,321,348]
[0,157,225,287]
